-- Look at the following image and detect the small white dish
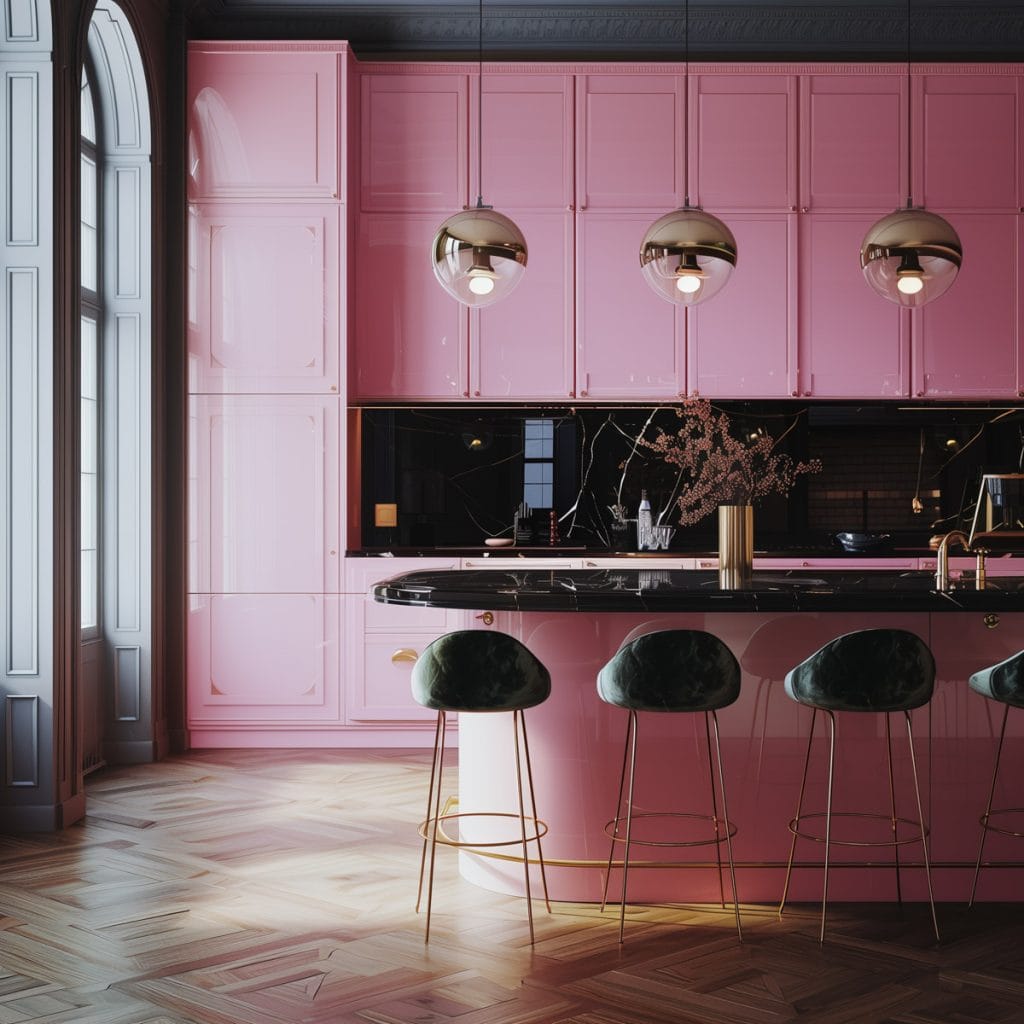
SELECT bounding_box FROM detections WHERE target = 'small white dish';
[484,538,514,547]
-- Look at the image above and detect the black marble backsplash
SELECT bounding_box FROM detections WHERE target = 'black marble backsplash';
[356,403,1024,552]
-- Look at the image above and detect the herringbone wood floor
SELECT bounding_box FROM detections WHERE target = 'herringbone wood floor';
[1,748,1022,1023]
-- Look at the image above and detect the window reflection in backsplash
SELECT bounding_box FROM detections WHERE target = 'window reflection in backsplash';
[356,404,1024,550]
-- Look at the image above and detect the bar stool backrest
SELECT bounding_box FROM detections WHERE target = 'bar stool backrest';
[969,649,1024,709]
[784,628,935,713]
[411,629,551,712]
[598,629,741,712]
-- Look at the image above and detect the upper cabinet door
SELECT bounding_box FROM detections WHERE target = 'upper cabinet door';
[913,214,1020,398]
[798,214,910,399]
[576,212,685,400]
[576,72,685,210]
[799,71,907,212]
[915,70,1023,211]
[187,44,344,201]
[687,214,797,398]
[471,212,574,401]
[474,72,574,209]
[360,71,469,211]
[352,213,468,401]
[187,203,341,395]
[689,71,797,211]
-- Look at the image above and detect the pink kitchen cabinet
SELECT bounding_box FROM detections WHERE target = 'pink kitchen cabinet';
[475,71,574,209]
[188,593,342,725]
[471,211,575,400]
[799,70,907,211]
[575,211,685,400]
[359,69,469,212]
[187,203,341,394]
[913,214,1021,398]
[352,213,468,400]
[798,213,910,398]
[915,69,1023,212]
[576,71,685,211]
[189,396,341,595]
[689,69,797,212]
[187,42,345,201]
[687,213,797,398]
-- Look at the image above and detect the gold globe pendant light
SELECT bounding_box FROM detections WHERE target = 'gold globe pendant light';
[640,0,737,306]
[860,0,961,307]
[432,0,526,307]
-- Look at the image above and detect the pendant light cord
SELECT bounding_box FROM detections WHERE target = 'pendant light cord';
[683,0,690,208]
[475,0,485,209]
[905,0,912,209]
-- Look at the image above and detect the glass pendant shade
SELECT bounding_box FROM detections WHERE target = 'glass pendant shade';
[860,208,962,308]
[639,207,738,306]
[431,207,527,308]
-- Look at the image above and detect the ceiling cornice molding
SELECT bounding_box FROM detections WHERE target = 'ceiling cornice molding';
[186,3,1024,61]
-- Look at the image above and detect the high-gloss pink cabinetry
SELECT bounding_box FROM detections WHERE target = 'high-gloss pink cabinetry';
[799,214,910,398]
[913,214,1021,398]
[187,43,345,200]
[188,204,342,394]
[799,70,906,211]
[344,559,461,724]
[576,211,684,400]
[576,71,684,211]
[916,70,1023,211]
[359,70,469,211]
[689,70,797,211]
[687,214,797,397]
[353,213,468,400]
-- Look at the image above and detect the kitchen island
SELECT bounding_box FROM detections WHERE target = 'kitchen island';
[375,568,1024,904]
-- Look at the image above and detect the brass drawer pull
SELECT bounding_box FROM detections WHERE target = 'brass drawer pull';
[391,648,419,664]
[984,614,1000,630]
[475,611,495,626]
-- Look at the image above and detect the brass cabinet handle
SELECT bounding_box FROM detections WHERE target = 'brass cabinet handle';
[391,648,419,664]
[475,611,495,626]
[983,613,1000,630]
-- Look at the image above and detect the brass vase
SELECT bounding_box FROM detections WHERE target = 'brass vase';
[718,504,753,589]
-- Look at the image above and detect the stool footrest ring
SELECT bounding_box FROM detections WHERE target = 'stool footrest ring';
[604,811,738,849]
[419,811,548,849]
[789,810,929,848]
[978,807,1024,840]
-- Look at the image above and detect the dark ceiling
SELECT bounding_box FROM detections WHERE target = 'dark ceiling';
[186,1,1024,62]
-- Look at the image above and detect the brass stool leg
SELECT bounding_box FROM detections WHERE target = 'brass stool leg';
[618,709,640,945]
[512,708,537,944]
[416,712,444,915]
[710,709,743,941]
[704,712,726,910]
[819,710,837,944]
[969,703,1010,908]
[518,710,551,914]
[422,710,448,943]
[885,712,903,905]
[601,712,633,913]
[905,710,940,943]
[779,707,818,919]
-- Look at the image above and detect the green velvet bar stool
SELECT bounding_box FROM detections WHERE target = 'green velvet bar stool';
[597,629,743,944]
[778,628,940,944]
[967,649,1024,906]
[411,628,551,944]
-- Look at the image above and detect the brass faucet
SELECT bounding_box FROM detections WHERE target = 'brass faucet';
[934,530,986,590]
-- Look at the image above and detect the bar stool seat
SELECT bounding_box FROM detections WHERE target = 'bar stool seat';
[411,629,551,943]
[779,628,940,944]
[597,628,743,943]
[967,649,1024,905]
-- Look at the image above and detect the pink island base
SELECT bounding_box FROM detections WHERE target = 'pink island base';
[455,610,1024,905]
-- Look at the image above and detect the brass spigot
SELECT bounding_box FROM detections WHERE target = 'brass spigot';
[934,530,971,591]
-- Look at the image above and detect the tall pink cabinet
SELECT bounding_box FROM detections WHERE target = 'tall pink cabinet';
[187,43,348,745]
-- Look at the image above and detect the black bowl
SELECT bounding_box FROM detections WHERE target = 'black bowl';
[834,531,893,553]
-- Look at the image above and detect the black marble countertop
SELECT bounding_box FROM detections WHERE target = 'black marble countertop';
[351,546,943,560]
[372,567,1024,613]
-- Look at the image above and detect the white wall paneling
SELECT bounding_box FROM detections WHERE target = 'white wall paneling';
[4,694,38,786]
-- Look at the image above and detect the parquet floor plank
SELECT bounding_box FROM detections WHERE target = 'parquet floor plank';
[1,750,1023,1024]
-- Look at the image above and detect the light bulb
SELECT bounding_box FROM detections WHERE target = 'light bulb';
[897,273,924,295]
[468,274,496,296]
[676,273,702,294]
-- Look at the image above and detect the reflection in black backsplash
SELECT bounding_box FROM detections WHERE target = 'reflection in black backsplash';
[358,404,1024,551]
